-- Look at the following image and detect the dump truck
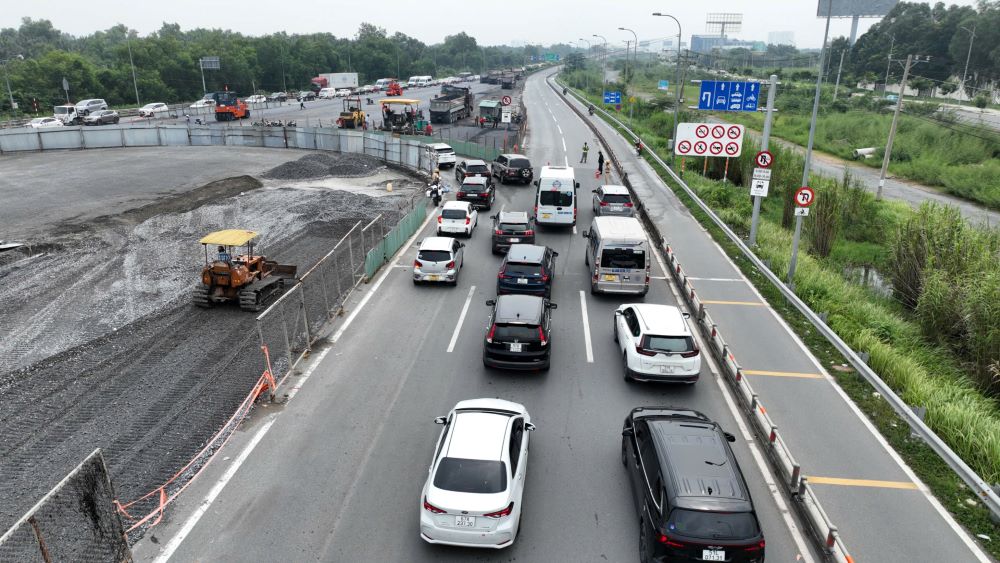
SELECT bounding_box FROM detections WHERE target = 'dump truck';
[429,85,473,124]
[500,73,516,90]
[192,229,297,312]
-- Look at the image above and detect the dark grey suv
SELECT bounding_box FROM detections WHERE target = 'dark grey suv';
[622,407,765,563]
[492,154,533,185]
[483,294,556,371]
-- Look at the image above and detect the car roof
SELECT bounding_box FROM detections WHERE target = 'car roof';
[442,200,470,210]
[498,153,529,160]
[428,143,453,150]
[600,184,630,195]
[494,294,544,323]
[591,216,646,240]
[462,176,488,184]
[464,159,487,166]
[497,211,529,223]
[505,244,545,264]
[539,165,575,179]
[419,236,455,251]
[629,304,690,336]
[447,410,512,461]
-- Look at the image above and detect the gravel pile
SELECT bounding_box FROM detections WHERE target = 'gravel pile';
[262,153,385,180]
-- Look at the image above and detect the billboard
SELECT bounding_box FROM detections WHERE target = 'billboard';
[817,0,898,18]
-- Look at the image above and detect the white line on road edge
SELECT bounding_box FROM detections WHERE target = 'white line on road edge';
[685,276,748,282]
[447,285,476,353]
[557,125,563,135]
[578,290,594,363]
[154,206,437,562]
[564,156,569,167]
[561,137,567,152]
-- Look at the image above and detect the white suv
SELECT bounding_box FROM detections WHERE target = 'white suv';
[437,201,478,237]
[428,143,456,169]
[614,304,701,383]
[420,398,535,549]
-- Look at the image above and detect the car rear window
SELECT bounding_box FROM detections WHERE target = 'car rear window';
[644,335,694,353]
[436,147,455,154]
[462,182,488,193]
[466,164,489,174]
[418,250,451,262]
[499,222,529,232]
[494,323,541,342]
[442,209,467,219]
[505,264,542,276]
[434,458,507,494]
[602,193,632,204]
[668,509,759,541]
[601,248,645,269]
[539,191,573,206]
[509,158,531,169]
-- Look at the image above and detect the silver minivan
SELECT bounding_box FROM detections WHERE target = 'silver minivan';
[582,216,650,295]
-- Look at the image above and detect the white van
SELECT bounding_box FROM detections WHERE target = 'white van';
[409,75,431,88]
[374,78,396,91]
[533,166,579,227]
[318,87,337,99]
[582,216,650,295]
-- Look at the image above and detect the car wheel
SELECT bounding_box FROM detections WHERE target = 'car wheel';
[623,351,632,382]
[613,319,618,342]
[621,437,628,467]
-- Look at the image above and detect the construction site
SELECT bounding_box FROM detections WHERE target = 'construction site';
[0,147,424,538]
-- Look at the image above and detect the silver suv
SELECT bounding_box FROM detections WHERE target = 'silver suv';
[75,99,108,115]
[413,237,465,285]
[592,185,635,217]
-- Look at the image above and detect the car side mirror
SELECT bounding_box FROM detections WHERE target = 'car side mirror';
[614,310,622,316]
[533,180,539,187]
[591,189,598,193]
[575,181,580,189]
[525,423,536,432]
[547,302,558,309]
[434,416,447,425]
[581,230,590,238]
[724,432,736,443]
[485,299,496,307]
[682,312,691,319]
[622,427,634,437]
[459,243,465,248]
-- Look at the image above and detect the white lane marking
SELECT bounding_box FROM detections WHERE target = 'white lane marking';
[447,285,476,353]
[579,290,594,363]
[564,156,569,167]
[557,125,563,135]
[686,276,749,282]
[650,242,815,562]
[154,207,437,562]
[561,137,567,152]
[573,225,577,234]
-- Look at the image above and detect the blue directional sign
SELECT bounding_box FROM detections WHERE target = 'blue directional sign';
[530,55,537,62]
[698,80,760,112]
[658,80,669,91]
[603,91,621,104]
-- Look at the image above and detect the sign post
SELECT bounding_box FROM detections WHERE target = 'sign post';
[62,76,70,104]
[787,186,816,286]
[748,74,778,247]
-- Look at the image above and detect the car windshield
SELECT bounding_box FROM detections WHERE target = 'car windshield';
[509,158,530,169]
[55,107,69,114]
[668,509,759,541]
[602,193,631,204]
[433,458,507,494]
[418,250,451,262]
[505,264,542,277]
[466,164,489,174]
[494,323,541,342]
[539,190,573,206]
[601,248,645,269]
[441,209,467,220]
[644,335,694,353]
[498,222,529,232]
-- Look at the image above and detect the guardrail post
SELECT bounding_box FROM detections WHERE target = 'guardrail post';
[769,425,778,444]
[750,393,760,415]
[790,464,801,490]
[826,527,840,551]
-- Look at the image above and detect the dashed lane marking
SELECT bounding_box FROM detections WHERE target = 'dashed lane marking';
[743,370,825,379]
[700,299,766,306]
[579,290,594,363]
[806,476,918,490]
[447,285,476,353]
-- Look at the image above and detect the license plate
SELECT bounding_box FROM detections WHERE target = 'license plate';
[455,515,476,527]
[509,237,520,243]
[428,275,440,281]
[509,342,523,352]
[703,549,725,562]
[603,274,618,282]
[659,365,674,374]
[517,278,528,284]
[541,213,551,219]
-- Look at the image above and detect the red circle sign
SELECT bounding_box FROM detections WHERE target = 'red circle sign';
[711,125,725,139]
[694,141,708,154]
[755,150,773,168]
[695,125,710,138]
[725,142,739,155]
[677,140,692,154]
[710,141,724,155]
[501,95,512,106]
[727,125,741,139]
[795,186,816,207]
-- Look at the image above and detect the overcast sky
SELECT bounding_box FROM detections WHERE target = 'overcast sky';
[4,0,978,49]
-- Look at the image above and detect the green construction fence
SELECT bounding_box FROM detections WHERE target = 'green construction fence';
[364,200,428,280]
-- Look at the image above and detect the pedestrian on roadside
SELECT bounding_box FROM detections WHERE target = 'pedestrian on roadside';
[604,161,612,184]
[300,99,305,110]
[580,142,589,163]
[597,151,605,177]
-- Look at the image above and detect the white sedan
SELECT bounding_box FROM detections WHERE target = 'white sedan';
[189,99,215,109]
[245,94,267,103]
[335,88,352,97]
[138,102,169,117]
[28,117,64,128]
[421,398,533,549]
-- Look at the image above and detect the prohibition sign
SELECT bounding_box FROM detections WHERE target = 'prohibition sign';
[725,142,739,156]
[795,186,816,207]
[710,141,724,155]
[694,141,708,154]
[755,150,773,168]
[695,124,710,138]
[711,125,725,138]
[677,140,692,154]
[727,125,741,139]
[501,95,512,106]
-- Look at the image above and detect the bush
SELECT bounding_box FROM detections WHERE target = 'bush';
[973,95,989,109]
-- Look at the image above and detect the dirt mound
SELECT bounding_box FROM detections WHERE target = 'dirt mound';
[262,153,384,180]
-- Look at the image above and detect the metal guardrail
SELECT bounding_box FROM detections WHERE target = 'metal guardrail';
[552,73,1000,521]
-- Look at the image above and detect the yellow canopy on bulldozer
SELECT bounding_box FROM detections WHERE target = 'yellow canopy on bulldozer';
[199,229,259,246]
[380,98,420,105]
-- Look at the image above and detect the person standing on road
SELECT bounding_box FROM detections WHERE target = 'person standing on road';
[604,161,612,184]
[597,151,605,177]
[580,142,589,163]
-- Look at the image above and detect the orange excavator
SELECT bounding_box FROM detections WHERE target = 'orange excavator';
[192,229,297,311]
[386,81,403,96]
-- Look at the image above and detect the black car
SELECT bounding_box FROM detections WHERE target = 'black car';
[456,176,495,210]
[483,294,556,371]
[491,211,535,254]
[621,407,765,563]
[268,92,288,102]
[455,159,493,184]
[492,154,533,185]
[496,244,557,298]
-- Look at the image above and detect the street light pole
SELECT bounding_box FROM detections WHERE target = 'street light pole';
[593,34,608,90]
[125,30,141,107]
[619,27,638,121]
[652,12,683,162]
[959,23,976,105]
[884,34,894,94]
[579,38,592,93]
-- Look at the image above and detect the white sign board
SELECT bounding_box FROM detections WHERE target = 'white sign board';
[750,179,770,197]
[674,122,745,157]
[752,167,772,181]
[794,207,810,216]
[501,110,512,123]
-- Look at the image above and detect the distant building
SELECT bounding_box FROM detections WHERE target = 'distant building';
[768,31,795,46]
[691,35,757,53]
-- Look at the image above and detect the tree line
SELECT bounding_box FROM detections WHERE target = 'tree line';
[0,18,571,112]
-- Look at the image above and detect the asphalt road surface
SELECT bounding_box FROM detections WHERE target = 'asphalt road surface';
[133,72,819,562]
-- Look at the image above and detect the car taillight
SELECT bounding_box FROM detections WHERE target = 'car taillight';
[495,229,503,235]
[541,273,549,282]
[423,497,446,514]
[680,345,700,358]
[636,344,657,357]
[486,324,496,343]
[524,229,534,236]
[744,539,766,552]
[446,261,455,269]
[437,216,442,223]
[574,207,577,219]
[457,191,466,197]
[600,201,609,206]
[657,534,685,548]
[465,217,471,225]
[624,202,634,207]
[483,502,514,519]
[414,260,422,268]
[538,327,547,346]
[498,270,508,279]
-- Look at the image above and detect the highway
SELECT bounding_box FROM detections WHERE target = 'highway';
[134,70,818,562]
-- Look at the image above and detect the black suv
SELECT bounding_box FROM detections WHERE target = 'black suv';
[483,294,556,371]
[621,407,765,563]
[492,154,533,185]
[456,176,495,210]
[491,211,535,254]
[455,159,493,184]
[497,244,557,298]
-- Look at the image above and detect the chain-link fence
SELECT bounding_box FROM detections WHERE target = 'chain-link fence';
[0,449,131,562]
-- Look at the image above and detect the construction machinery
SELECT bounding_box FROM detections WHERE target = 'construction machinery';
[192,229,297,312]
[213,91,249,121]
[385,81,403,96]
[379,98,423,134]
[338,95,366,129]
[429,85,474,124]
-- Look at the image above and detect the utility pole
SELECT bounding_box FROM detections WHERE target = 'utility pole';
[1,55,22,120]
[620,27,638,122]
[788,0,833,287]
[125,30,141,107]
[200,58,207,94]
[748,74,778,247]
[877,54,926,200]
[884,34,894,95]
[833,50,845,101]
[959,23,976,105]
[653,12,683,161]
